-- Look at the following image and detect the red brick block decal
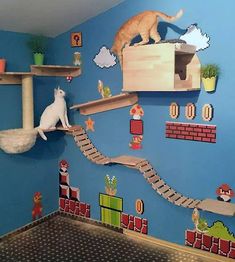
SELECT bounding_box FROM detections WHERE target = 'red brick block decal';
[185,230,235,259]
[121,213,148,234]
[166,122,216,143]
[59,162,90,219]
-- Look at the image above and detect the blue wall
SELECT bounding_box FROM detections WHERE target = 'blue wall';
[1,0,235,246]
[52,0,235,245]
[0,31,61,236]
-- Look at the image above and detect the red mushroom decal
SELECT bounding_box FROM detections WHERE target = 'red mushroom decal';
[130,104,144,119]
[216,184,234,202]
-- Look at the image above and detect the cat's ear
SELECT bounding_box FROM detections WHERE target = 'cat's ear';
[54,88,57,95]
[57,86,60,90]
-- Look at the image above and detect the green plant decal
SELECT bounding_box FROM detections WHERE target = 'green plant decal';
[201,64,220,78]
[197,218,208,232]
[105,175,117,196]
[207,221,235,241]
[27,35,47,54]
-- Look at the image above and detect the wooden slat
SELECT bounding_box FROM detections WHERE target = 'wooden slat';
[75,134,88,141]
[180,198,194,208]
[136,160,149,169]
[174,196,188,206]
[168,193,182,203]
[139,163,152,173]
[80,144,94,152]
[96,157,111,165]
[83,148,97,157]
[73,129,85,136]
[88,152,102,160]
[94,155,106,163]
[111,155,144,166]
[162,189,175,198]
[152,180,165,190]
[147,175,160,184]
[143,170,156,179]
[188,200,201,209]
[77,139,91,147]
[158,185,170,194]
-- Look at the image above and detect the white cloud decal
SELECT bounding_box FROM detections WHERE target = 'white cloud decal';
[179,24,210,51]
[93,46,117,68]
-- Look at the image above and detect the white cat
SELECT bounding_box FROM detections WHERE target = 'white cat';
[37,87,71,141]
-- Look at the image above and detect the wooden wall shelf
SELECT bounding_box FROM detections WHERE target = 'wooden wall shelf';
[70,93,138,115]
[0,72,33,85]
[197,199,235,216]
[31,65,81,77]
[122,43,201,92]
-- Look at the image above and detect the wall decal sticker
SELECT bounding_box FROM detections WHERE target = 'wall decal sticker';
[93,46,116,68]
[201,64,220,92]
[59,161,90,217]
[105,174,117,196]
[169,102,179,119]
[179,24,210,51]
[166,122,216,143]
[71,32,82,47]
[32,192,43,220]
[216,184,234,202]
[85,117,95,132]
[135,199,144,215]
[129,104,144,150]
[97,80,112,98]
[121,213,148,234]
[66,76,73,83]
[185,103,196,120]
[202,104,213,121]
[73,52,82,66]
[186,209,235,259]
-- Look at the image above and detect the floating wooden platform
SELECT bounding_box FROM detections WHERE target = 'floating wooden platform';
[0,72,33,85]
[31,65,81,77]
[70,93,138,115]
[197,199,235,216]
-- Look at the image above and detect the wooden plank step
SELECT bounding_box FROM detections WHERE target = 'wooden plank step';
[94,155,106,162]
[83,148,97,157]
[188,200,201,209]
[147,175,160,184]
[162,189,175,198]
[88,152,102,160]
[139,163,153,173]
[73,129,85,136]
[75,134,88,141]
[143,170,156,179]
[96,157,111,165]
[152,180,165,190]
[77,139,91,147]
[158,185,170,194]
[80,143,94,152]
[167,193,182,203]
[136,160,149,169]
[174,196,188,206]
[197,199,235,216]
[180,198,194,208]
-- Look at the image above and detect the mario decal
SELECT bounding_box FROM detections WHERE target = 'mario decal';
[32,192,43,220]
[216,184,234,202]
[129,104,144,150]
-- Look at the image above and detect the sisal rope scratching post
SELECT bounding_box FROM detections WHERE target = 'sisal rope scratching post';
[22,75,34,129]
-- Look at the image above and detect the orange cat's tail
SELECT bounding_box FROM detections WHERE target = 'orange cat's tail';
[156,9,183,22]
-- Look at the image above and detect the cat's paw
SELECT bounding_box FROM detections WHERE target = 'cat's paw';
[67,124,72,128]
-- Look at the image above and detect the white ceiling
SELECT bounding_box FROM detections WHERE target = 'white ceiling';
[0,0,124,37]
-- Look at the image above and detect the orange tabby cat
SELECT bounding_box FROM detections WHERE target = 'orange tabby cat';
[111,9,183,68]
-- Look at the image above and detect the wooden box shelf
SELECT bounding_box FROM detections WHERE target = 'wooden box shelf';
[70,93,138,115]
[122,43,201,92]
[31,65,81,77]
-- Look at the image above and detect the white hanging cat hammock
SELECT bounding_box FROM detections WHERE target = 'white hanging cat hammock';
[0,129,37,154]
[0,75,37,154]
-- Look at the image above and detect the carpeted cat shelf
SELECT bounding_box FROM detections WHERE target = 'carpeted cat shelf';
[0,75,37,153]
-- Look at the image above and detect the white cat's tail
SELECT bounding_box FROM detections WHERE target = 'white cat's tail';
[156,9,183,22]
[36,127,47,141]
